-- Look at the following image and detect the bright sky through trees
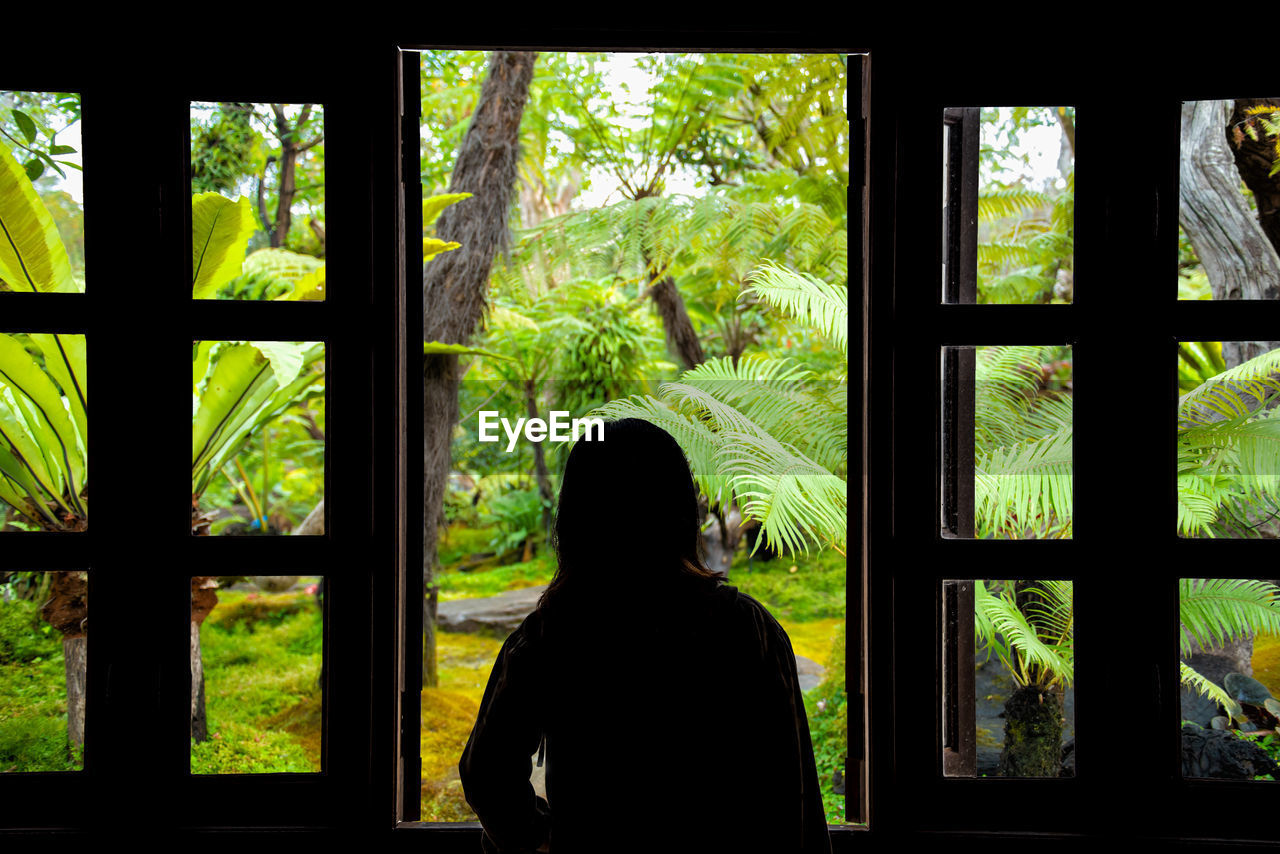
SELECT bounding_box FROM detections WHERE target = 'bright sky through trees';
[573,53,701,208]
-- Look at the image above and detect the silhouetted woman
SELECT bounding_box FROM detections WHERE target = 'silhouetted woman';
[460,418,831,853]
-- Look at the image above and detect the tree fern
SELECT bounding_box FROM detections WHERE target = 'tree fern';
[1178,578,1280,718]
[1177,345,1280,536]
[743,262,848,358]
[594,262,847,555]
[972,346,1073,539]
[974,579,1074,690]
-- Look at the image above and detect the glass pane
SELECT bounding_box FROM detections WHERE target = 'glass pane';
[942,578,1075,778]
[0,570,87,772]
[190,102,325,301]
[0,332,88,532]
[191,341,325,536]
[1180,578,1280,781]
[0,91,84,294]
[942,106,1074,305]
[1177,341,1280,537]
[941,345,1073,539]
[419,50,852,824]
[190,574,324,774]
[1180,98,1280,301]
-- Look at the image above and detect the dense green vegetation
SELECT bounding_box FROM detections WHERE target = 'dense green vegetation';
[0,596,81,773]
[418,49,850,822]
[191,587,324,774]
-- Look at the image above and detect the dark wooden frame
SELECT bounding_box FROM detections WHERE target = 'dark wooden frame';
[394,42,866,851]
[873,36,1280,848]
[18,23,1280,852]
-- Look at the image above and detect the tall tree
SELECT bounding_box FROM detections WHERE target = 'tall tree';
[1180,99,1280,308]
[423,51,536,686]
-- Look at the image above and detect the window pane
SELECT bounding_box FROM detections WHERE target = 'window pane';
[942,106,1075,304]
[1177,341,1280,538]
[941,345,1073,539]
[419,49,852,824]
[191,341,325,536]
[190,574,324,774]
[1180,99,1280,301]
[0,91,84,294]
[0,332,88,533]
[942,578,1075,778]
[190,102,325,301]
[1180,578,1280,781]
[0,570,87,772]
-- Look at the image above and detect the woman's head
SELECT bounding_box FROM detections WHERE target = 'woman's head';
[540,419,719,607]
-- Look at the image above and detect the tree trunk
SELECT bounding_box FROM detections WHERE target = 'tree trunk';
[1228,98,1280,258]
[422,51,536,687]
[293,498,325,536]
[39,570,87,752]
[997,684,1064,777]
[62,636,86,753]
[190,576,219,743]
[649,274,706,370]
[524,379,554,538]
[1180,99,1280,302]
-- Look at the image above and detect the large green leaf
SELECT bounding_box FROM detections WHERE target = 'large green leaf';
[27,333,87,454]
[192,342,324,496]
[0,138,76,293]
[0,332,84,514]
[192,193,255,299]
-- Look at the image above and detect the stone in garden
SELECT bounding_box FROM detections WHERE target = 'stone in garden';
[795,655,826,693]
[1225,671,1278,706]
[1181,722,1280,779]
[436,585,549,635]
[1179,633,1254,726]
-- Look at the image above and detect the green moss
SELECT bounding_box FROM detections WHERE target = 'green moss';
[191,719,316,774]
[1253,633,1280,694]
[438,525,501,566]
[730,549,846,622]
[420,688,481,821]
[193,591,323,774]
[803,620,848,823]
[437,552,555,601]
[0,599,60,665]
[0,607,76,773]
[206,589,319,633]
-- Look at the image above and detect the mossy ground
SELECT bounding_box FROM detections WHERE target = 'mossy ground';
[191,586,323,774]
[1253,632,1280,691]
[418,545,851,821]
[0,598,80,772]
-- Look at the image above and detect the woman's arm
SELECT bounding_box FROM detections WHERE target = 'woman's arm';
[459,628,551,853]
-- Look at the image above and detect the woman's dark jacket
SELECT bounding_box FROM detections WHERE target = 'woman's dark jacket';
[459,577,833,853]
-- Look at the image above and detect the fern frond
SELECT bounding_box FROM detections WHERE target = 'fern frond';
[1179,346,1280,426]
[978,187,1053,221]
[1180,661,1244,722]
[715,429,847,555]
[975,427,1073,539]
[975,586,1074,687]
[743,262,848,356]
[1179,577,1280,657]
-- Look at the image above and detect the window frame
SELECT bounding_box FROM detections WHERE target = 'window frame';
[393,41,866,850]
[875,44,1280,845]
[0,42,392,835]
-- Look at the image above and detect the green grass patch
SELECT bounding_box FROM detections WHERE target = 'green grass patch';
[193,589,323,774]
[0,599,79,772]
[437,524,500,566]
[803,620,849,824]
[730,548,846,622]
[437,552,555,601]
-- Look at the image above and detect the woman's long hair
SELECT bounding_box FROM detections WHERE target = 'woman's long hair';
[537,418,721,614]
